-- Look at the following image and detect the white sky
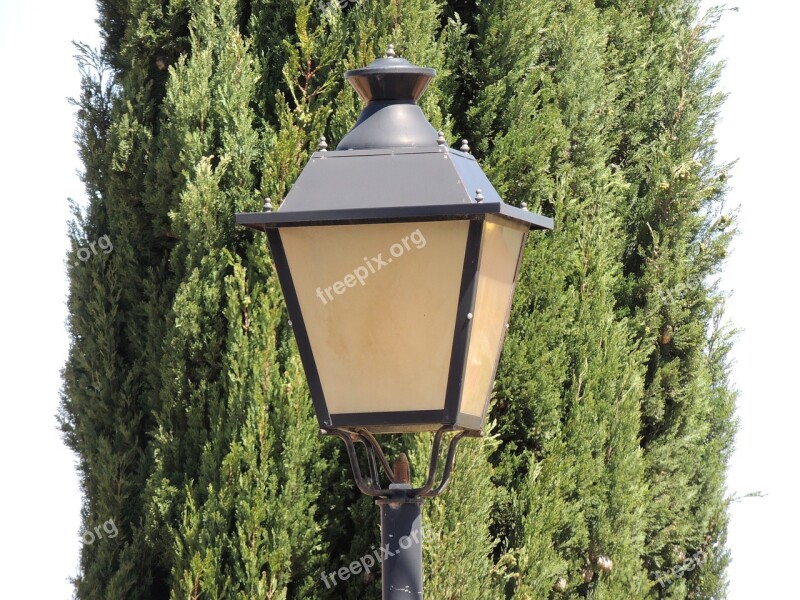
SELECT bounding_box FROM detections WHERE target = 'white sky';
[703,1,800,597]
[0,1,795,597]
[0,1,99,597]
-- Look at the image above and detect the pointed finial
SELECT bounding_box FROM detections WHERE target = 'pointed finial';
[318,135,328,152]
[393,453,410,484]
[460,139,471,153]
[475,189,484,203]
[263,197,273,212]
[436,131,446,146]
[385,44,396,58]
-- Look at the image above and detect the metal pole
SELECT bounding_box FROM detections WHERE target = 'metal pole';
[377,489,424,600]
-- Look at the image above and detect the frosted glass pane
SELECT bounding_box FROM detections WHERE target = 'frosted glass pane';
[461,216,527,417]
[281,220,469,415]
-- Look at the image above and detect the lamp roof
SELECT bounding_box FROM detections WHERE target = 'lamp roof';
[236,46,553,232]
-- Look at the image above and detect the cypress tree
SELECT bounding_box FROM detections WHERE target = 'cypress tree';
[62,0,190,591]
[144,2,342,598]
[601,2,737,595]
[63,1,737,598]
[459,1,650,596]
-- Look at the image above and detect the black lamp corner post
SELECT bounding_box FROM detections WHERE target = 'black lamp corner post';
[236,44,552,599]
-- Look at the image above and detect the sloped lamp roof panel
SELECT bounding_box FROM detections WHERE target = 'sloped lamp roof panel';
[235,145,553,230]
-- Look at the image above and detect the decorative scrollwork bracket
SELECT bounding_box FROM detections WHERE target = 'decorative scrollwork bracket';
[320,426,480,499]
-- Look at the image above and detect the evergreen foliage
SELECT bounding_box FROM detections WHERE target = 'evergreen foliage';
[62,0,737,597]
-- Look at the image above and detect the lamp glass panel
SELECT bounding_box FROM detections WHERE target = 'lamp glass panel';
[460,216,528,417]
[280,220,469,416]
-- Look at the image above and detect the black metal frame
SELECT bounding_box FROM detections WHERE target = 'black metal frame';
[321,425,480,499]
[237,200,553,231]
[443,219,483,423]
[265,216,493,433]
[262,214,530,433]
[325,410,445,432]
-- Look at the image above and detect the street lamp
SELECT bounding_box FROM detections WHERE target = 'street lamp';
[236,45,552,599]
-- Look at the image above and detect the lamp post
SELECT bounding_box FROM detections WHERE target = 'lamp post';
[236,45,552,599]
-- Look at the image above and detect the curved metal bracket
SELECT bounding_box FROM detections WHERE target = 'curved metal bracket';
[320,426,480,499]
